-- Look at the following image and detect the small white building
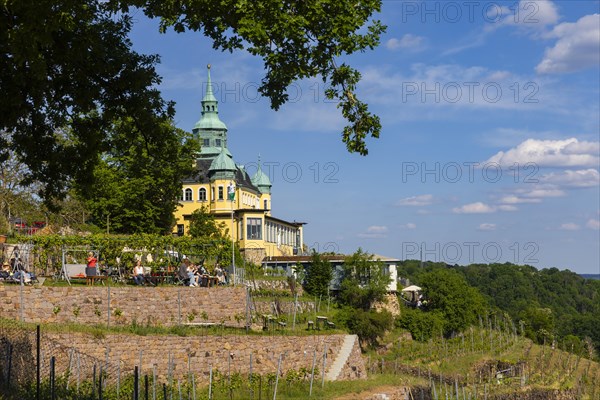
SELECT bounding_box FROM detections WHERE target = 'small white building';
[261,254,399,292]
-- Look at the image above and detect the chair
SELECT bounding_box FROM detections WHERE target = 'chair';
[175,267,190,286]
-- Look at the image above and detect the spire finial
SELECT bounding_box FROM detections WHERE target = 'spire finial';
[203,64,217,102]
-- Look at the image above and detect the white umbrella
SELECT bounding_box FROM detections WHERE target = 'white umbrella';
[401,285,422,292]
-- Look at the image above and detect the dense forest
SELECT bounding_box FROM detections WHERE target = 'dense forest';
[396,261,600,357]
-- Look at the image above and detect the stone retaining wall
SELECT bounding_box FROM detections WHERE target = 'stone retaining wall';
[248,278,304,296]
[43,332,366,383]
[0,285,247,327]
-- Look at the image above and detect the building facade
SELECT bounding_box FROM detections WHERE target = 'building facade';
[173,66,304,263]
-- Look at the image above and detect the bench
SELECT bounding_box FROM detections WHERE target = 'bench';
[326,321,336,329]
[307,320,314,330]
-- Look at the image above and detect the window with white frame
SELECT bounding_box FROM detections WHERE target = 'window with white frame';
[184,188,193,201]
[198,187,207,201]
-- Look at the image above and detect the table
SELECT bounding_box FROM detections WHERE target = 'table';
[86,275,107,286]
[316,316,328,330]
[144,274,173,286]
[199,275,219,287]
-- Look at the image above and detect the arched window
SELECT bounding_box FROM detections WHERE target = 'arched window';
[199,188,207,201]
[184,188,193,201]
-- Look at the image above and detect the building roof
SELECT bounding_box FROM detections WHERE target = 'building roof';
[209,147,236,172]
[182,158,261,194]
[193,65,227,132]
[251,158,272,194]
[263,254,399,263]
[265,215,306,226]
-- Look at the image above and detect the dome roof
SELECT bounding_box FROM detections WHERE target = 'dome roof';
[252,161,272,194]
[194,113,227,131]
[209,147,237,172]
[252,167,272,187]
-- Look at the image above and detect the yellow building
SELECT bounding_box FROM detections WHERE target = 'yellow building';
[173,66,305,263]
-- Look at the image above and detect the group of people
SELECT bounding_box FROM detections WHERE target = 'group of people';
[130,257,228,287]
[1,257,34,283]
[178,258,227,287]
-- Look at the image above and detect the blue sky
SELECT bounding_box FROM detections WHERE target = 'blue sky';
[129,1,600,274]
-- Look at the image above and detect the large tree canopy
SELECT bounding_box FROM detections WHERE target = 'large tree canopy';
[77,118,199,234]
[1,0,384,206]
[111,0,385,154]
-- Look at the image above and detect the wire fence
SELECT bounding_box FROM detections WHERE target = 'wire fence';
[0,318,342,400]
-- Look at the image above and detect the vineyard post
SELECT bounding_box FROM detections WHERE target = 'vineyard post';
[321,345,327,388]
[309,350,316,397]
[50,356,55,400]
[99,367,103,400]
[153,364,157,400]
[273,354,282,400]
[209,366,213,400]
[107,284,111,328]
[144,374,149,400]
[73,353,80,393]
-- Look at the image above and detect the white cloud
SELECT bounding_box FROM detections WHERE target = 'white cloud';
[395,194,434,207]
[499,0,560,30]
[499,195,542,204]
[486,138,600,167]
[453,202,497,214]
[367,226,388,233]
[519,187,566,198]
[540,169,600,188]
[453,202,518,214]
[537,14,600,74]
[386,34,425,51]
[587,219,600,230]
[358,225,389,238]
[560,223,580,231]
[478,223,497,231]
[400,223,417,230]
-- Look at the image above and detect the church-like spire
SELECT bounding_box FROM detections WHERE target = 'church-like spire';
[203,64,218,104]
[193,64,228,157]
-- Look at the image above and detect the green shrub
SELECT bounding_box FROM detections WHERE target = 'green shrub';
[397,306,445,341]
[337,307,393,348]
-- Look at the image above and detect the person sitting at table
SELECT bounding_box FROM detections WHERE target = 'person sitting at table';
[214,264,226,285]
[188,262,200,287]
[223,268,229,285]
[12,268,32,284]
[197,263,208,276]
[179,258,198,287]
[133,259,145,285]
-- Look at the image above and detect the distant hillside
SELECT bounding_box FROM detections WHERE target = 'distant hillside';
[396,261,600,356]
[580,274,600,280]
